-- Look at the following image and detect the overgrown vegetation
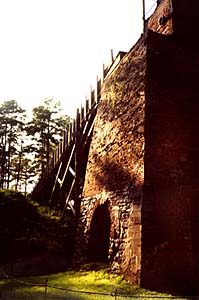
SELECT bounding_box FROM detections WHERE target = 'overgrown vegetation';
[0,190,74,267]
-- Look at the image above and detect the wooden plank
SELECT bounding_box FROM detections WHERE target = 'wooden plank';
[102,63,106,81]
[69,166,76,177]
[111,49,114,63]
[84,115,96,146]
[49,161,63,204]
[88,87,93,110]
[61,177,76,219]
[65,130,68,151]
[81,104,98,141]
[53,151,56,169]
[56,145,59,163]
[97,77,101,103]
[82,119,90,136]
[68,122,72,145]
[68,200,76,216]
[57,178,62,185]
[72,119,76,143]
[60,143,75,188]
[61,131,65,153]
[91,87,95,107]
[76,108,80,131]
[85,99,89,120]
[80,104,84,126]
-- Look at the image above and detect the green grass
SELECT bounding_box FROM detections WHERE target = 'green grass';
[0,266,172,300]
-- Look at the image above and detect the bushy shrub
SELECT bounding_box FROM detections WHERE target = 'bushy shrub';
[0,190,74,261]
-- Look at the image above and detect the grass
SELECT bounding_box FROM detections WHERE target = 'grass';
[0,265,173,300]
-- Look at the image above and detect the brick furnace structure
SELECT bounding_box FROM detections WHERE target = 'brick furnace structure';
[75,0,199,295]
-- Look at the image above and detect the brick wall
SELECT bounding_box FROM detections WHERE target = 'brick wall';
[141,0,199,295]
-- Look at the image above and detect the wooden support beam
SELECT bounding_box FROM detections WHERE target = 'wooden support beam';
[53,151,55,169]
[59,143,75,188]
[69,166,76,177]
[56,145,59,163]
[61,131,65,154]
[61,177,76,219]
[68,200,76,216]
[63,130,66,152]
[76,108,80,132]
[85,98,89,120]
[80,104,84,127]
[91,87,95,108]
[68,122,73,145]
[96,76,101,103]
[49,161,63,204]
[102,63,106,81]
[111,49,114,63]
[83,114,96,147]
[58,139,62,158]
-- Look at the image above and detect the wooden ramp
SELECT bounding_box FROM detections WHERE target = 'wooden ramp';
[32,51,127,218]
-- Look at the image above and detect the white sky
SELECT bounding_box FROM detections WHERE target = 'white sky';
[0,0,156,117]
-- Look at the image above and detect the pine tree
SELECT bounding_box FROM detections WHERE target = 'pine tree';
[26,98,70,178]
[0,100,26,189]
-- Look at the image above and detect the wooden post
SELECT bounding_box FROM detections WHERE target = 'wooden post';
[68,122,72,145]
[90,87,95,108]
[53,150,55,169]
[65,130,68,150]
[142,0,146,32]
[97,76,101,103]
[56,145,60,163]
[72,118,76,142]
[63,130,66,152]
[44,279,48,300]
[114,289,117,300]
[102,63,106,81]
[76,108,80,132]
[80,104,85,127]
[58,139,62,159]
[61,131,65,154]
[85,98,89,120]
[111,49,114,63]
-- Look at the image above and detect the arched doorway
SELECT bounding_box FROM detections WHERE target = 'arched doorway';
[88,201,111,262]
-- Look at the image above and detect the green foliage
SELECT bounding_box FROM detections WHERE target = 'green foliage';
[0,98,70,191]
[106,81,125,109]
[0,190,74,261]
[26,97,70,176]
[0,100,26,189]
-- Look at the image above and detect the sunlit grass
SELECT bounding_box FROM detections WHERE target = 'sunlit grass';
[0,266,172,300]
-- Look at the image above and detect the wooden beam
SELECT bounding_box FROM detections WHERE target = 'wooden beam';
[69,166,76,177]
[61,177,76,219]
[59,143,75,188]
[49,161,63,204]
[68,200,76,216]
[76,108,80,131]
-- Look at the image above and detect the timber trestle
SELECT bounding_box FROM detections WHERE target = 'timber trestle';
[32,50,127,218]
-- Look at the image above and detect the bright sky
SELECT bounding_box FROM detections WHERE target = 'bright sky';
[0,0,156,117]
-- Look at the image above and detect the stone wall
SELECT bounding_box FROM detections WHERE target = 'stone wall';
[75,189,141,275]
[75,35,146,285]
[75,0,199,295]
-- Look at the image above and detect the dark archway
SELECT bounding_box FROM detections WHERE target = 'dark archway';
[88,201,111,262]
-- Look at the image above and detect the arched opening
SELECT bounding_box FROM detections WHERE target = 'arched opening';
[88,201,111,263]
